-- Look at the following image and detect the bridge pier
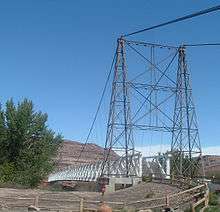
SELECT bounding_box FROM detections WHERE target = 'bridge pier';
[104,177,141,193]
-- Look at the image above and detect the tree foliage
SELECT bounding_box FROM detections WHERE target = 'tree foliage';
[0,99,62,187]
[170,151,200,178]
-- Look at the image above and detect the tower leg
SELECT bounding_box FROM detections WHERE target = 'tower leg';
[171,46,203,179]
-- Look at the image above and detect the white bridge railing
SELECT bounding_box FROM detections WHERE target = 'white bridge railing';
[48,153,170,182]
[48,153,143,182]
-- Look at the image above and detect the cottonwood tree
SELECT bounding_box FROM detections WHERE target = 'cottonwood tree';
[0,99,62,187]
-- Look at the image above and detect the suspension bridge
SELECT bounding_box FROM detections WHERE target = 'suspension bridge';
[48,5,220,192]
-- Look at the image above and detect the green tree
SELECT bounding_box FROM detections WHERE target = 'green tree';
[0,99,62,187]
[170,151,201,179]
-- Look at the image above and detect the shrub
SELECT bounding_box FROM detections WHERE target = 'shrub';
[209,192,219,206]
[142,175,152,182]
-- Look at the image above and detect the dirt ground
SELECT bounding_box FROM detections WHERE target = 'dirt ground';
[93,182,180,202]
[0,182,181,211]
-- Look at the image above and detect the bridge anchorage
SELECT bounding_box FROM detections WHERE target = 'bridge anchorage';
[49,38,203,191]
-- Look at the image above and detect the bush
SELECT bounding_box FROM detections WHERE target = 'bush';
[142,175,152,182]
[0,162,15,183]
[209,192,219,206]
[204,206,220,212]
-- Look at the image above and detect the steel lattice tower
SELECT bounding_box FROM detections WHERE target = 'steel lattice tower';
[102,38,135,177]
[102,38,203,179]
[171,47,202,178]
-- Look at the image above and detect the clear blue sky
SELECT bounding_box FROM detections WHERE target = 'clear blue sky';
[0,1,220,149]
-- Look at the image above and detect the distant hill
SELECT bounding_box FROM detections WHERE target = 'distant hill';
[55,140,220,180]
[55,140,117,170]
[201,155,220,180]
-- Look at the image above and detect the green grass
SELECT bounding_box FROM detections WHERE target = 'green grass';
[204,206,220,212]
[209,192,219,206]
[204,192,220,212]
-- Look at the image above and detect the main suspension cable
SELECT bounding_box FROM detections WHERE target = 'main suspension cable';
[184,43,220,47]
[123,5,220,37]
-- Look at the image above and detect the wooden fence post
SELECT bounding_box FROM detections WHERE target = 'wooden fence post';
[205,183,209,207]
[34,194,39,208]
[191,203,195,212]
[166,195,170,207]
[80,198,84,212]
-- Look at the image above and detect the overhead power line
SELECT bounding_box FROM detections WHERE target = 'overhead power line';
[123,5,220,37]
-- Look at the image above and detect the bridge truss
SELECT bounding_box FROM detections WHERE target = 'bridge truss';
[48,153,142,182]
